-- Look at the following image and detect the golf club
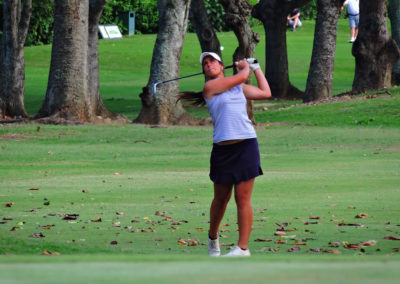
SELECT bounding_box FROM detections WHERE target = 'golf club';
[151,59,258,95]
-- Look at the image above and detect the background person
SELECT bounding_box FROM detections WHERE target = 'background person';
[341,0,359,43]
[193,52,271,257]
[287,8,302,32]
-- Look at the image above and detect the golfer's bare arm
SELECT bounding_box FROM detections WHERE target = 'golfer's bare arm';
[242,68,271,100]
[203,66,250,99]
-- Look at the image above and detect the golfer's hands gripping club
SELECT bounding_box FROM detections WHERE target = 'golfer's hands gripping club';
[246,58,260,71]
[235,58,260,72]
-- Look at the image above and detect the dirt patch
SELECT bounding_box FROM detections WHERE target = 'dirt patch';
[384,146,400,152]
[272,89,393,110]
[0,133,37,141]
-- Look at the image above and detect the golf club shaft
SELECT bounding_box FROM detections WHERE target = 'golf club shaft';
[151,59,258,94]
[158,64,234,85]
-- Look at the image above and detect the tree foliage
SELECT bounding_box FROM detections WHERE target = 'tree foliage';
[132,0,158,34]
[26,0,54,46]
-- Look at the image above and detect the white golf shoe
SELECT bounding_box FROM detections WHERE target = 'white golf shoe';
[223,246,251,257]
[208,237,221,257]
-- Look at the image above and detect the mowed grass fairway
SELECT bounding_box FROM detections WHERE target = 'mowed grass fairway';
[1,20,400,283]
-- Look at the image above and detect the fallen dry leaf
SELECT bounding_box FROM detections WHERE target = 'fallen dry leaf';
[309,216,323,220]
[275,238,288,244]
[307,248,321,253]
[41,250,60,256]
[360,240,376,246]
[343,242,360,250]
[155,211,165,217]
[291,242,307,246]
[338,223,363,227]
[329,242,341,247]
[220,242,235,247]
[268,247,280,252]
[177,238,187,245]
[255,238,273,242]
[186,239,200,246]
[355,213,368,219]
[384,236,400,240]
[11,226,23,231]
[5,202,14,207]
[40,225,54,230]
[303,221,320,225]
[287,247,301,252]
[62,214,79,220]
[29,233,45,238]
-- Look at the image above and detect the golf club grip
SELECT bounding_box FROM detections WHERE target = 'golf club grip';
[224,59,258,70]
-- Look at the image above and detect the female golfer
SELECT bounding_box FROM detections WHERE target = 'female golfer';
[197,52,271,257]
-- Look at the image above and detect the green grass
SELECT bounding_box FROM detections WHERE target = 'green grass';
[1,125,400,282]
[1,19,400,284]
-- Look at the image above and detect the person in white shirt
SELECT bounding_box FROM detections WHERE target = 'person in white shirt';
[179,52,271,257]
[341,0,360,43]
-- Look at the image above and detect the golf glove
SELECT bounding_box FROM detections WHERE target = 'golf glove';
[246,58,260,71]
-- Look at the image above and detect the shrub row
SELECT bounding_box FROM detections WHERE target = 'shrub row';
[0,0,319,46]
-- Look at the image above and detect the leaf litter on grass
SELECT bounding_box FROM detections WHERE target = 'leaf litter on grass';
[3,175,400,256]
[251,203,400,256]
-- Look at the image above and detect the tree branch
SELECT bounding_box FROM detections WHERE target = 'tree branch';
[18,0,32,49]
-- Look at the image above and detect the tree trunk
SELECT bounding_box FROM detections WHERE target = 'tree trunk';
[303,0,344,102]
[135,0,202,125]
[352,0,400,92]
[252,0,311,100]
[0,0,32,119]
[35,0,125,124]
[389,0,400,85]
[220,0,260,124]
[189,0,221,56]
[88,0,124,121]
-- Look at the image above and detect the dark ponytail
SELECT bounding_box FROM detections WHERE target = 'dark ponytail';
[176,91,206,106]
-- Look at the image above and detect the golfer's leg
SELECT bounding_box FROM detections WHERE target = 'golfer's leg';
[209,183,233,239]
[234,178,255,249]
[351,27,356,39]
[294,18,299,28]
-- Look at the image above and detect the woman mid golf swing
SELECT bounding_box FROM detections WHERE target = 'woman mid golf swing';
[180,52,271,256]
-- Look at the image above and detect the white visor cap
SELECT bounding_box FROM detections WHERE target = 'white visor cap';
[200,52,222,65]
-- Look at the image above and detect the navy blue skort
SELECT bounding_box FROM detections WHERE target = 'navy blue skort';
[209,138,263,184]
